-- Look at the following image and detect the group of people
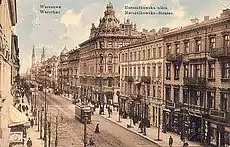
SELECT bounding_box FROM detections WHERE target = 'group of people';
[169,136,189,147]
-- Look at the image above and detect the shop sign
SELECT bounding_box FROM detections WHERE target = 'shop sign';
[9,132,23,143]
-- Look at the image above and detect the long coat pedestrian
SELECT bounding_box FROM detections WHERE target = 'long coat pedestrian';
[94,123,99,133]
[26,138,32,147]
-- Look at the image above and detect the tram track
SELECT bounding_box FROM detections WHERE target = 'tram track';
[36,91,126,147]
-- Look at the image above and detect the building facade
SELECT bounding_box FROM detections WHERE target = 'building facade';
[57,46,70,95]
[163,9,230,146]
[79,2,144,109]
[0,0,17,146]
[68,48,80,96]
[119,28,169,128]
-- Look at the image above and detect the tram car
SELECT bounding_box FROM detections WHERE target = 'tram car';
[75,104,91,124]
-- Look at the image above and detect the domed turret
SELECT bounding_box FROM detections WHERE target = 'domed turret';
[61,46,68,55]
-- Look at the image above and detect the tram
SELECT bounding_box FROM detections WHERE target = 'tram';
[75,104,91,124]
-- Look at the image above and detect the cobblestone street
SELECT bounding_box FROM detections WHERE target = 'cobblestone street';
[36,91,159,147]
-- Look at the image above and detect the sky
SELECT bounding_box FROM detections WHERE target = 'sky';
[15,0,230,73]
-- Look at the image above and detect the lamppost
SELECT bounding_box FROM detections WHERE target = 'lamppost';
[83,114,88,147]
[116,91,121,122]
[127,98,134,128]
[67,82,69,98]
[155,101,162,141]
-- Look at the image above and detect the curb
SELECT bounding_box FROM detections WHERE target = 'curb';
[100,115,162,147]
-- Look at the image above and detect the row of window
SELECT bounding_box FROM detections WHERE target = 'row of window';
[121,83,162,98]
[166,87,229,111]
[167,35,230,54]
[166,62,230,79]
[121,65,162,78]
[120,46,163,62]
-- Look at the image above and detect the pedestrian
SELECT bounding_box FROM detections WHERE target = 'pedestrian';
[94,123,100,133]
[26,137,32,147]
[88,135,94,145]
[139,120,143,133]
[60,114,63,122]
[108,107,111,117]
[30,118,34,127]
[169,136,173,147]
[183,142,189,147]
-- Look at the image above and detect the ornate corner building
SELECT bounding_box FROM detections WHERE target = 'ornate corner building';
[78,3,144,107]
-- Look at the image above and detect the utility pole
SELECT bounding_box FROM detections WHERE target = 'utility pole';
[157,104,161,141]
[38,110,40,131]
[55,115,58,147]
[84,116,88,147]
[40,110,43,139]
[44,67,47,147]
[48,112,51,147]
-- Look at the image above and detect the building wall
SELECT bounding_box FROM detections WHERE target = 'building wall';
[0,0,17,146]
[119,34,166,127]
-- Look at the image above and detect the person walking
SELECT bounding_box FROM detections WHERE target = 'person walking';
[94,123,100,133]
[26,138,32,147]
[138,120,143,133]
[88,135,94,145]
[30,118,34,127]
[169,136,173,147]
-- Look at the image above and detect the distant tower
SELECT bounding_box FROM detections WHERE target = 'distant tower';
[31,45,35,67]
[41,46,45,63]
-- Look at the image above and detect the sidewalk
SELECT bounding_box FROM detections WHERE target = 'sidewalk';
[24,93,44,147]
[96,107,203,147]
[26,126,44,147]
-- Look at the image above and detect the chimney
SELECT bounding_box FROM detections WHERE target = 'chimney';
[204,16,209,21]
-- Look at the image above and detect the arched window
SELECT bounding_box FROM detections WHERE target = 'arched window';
[108,53,112,63]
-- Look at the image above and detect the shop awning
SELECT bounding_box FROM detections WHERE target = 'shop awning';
[8,105,30,128]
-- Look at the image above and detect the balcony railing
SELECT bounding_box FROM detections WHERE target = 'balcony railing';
[140,76,151,84]
[210,109,226,119]
[210,47,230,58]
[124,76,134,83]
[166,53,183,61]
[183,77,207,86]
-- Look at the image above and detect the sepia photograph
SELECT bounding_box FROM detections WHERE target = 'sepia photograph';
[0,0,230,146]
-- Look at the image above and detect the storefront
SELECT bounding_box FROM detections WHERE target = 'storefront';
[8,105,30,147]
[224,127,230,146]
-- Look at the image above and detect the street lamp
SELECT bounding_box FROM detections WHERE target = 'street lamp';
[127,98,134,128]
[116,91,121,122]
[83,115,88,147]
[154,101,162,141]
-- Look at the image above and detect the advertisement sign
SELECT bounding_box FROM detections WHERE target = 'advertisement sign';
[9,132,23,143]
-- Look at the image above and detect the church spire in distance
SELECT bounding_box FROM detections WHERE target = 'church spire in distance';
[31,45,35,67]
[41,46,45,63]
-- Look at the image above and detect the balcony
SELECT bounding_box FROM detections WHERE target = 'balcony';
[140,76,151,84]
[210,109,226,119]
[166,53,183,62]
[124,76,134,83]
[210,47,230,58]
[183,77,207,86]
